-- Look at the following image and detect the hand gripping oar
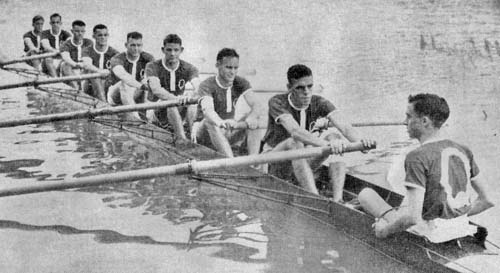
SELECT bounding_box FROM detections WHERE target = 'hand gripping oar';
[0,142,375,198]
[0,72,108,91]
[0,52,60,67]
[0,98,200,128]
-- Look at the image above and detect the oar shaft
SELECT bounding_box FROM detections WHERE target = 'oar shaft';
[0,52,59,66]
[0,98,199,128]
[230,121,404,129]
[0,72,108,91]
[0,142,374,198]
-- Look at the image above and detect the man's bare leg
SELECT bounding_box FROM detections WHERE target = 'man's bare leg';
[44,58,57,77]
[166,107,187,140]
[60,62,79,89]
[205,121,233,157]
[89,78,106,101]
[328,161,347,202]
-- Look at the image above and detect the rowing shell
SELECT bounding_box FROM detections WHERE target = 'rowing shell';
[1,58,498,273]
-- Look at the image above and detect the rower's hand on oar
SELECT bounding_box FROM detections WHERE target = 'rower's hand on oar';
[372,217,390,238]
[98,69,110,76]
[360,138,376,153]
[328,140,348,155]
[220,119,237,130]
[28,48,41,55]
[245,116,260,130]
[177,95,190,105]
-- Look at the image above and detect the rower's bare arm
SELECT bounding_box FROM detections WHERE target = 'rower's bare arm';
[468,176,494,216]
[200,96,224,126]
[60,52,78,67]
[279,115,329,147]
[112,66,142,89]
[242,89,267,128]
[147,77,177,100]
[327,111,361,142]
[23,38,38,53]
[375,187,424,238]
[81,57,105,73]
[40,39,57,52]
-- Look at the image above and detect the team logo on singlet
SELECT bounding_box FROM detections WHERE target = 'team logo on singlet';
[139,69,145,79]
[178,79,186,90]
[106,60,112,69]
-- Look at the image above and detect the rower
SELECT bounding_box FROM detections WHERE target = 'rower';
[106,31,155,120]
[22,15,45,70]
[40,13,72,77]
[145,34,200,140]
[359,93,494,242]
[261,64,374,199]
[80,24,119,101]
[59,20,93,89]
[195,48,267,157]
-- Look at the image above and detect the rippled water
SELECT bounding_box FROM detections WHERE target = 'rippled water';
[1,0,500,272]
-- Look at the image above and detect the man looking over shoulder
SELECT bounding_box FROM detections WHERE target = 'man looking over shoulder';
[145,34,200,139]
[80,24,119,100]
[40,13,72,77]
[59,20,93,89]
[196,48,265,157]
[359,93,493,240]
[23,15,45,70]
[106,31,155,119]
[262,64,374,199]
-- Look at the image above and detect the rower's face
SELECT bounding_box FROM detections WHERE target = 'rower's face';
[72,25,86,40]
[125,38,143,58]
[216,56,239,83]
[288,76,313,107]
[404,103,423,139]
[50,16,61,32]
[162,43,183,63]
[32,19,44,32]
[93,28,109,46]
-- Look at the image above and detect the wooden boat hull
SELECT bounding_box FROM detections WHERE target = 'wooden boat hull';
[1,60,498,273]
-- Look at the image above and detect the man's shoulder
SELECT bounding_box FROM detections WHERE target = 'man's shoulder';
[23,31,34,38]
[199,76,216,88]
[40,29,50,37]
[83,38,93,47]
[140,52,155,62]
[233,75,251,89]
[269,93,288,105]
[179,59,196,68]
[108,46,119,55]
[111,52,126,62]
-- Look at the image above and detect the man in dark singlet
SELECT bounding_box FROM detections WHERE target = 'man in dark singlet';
[40,13,72,77]
[359,93,494,240]
[22,15,44,70]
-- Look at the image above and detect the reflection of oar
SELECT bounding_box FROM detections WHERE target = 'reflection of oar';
[200,68,257,76]
[0,98,199,128]
[0,72,108,91]
[230,120,404,129]
[0,52,59,66]
[0,142,374,198]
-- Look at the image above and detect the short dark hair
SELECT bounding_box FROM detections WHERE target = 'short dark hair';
[127,31,143,40]
[50,13,61,21]
[93,24,108,33]
[32,15,44,24]
[216,48,239,62]
[163,34,182,46]
[408,93,450,128]
[72,20,86,28]
[287,64,312,83]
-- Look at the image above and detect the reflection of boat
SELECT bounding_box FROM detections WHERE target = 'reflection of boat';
[1,56,499,273]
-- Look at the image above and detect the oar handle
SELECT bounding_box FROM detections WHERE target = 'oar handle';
[0,52,60,66]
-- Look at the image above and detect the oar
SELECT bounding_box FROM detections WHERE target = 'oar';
[230,120,404,129]
[200,68,257,76]
[0,72,108,91]
[0,98,199,128]
[0,52,60,67]
[0,142,375,198]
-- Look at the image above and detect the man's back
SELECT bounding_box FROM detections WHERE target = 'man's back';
[404,139,479,220]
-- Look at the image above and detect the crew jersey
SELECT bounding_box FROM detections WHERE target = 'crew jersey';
[404,139,480,220]
[145,59,199,98]
[263,93,336,147]
[197,75,251,120]
[82,45,119,70]
[23,31,42,52]
[108,51,154,85]
[41,29,71,50]
[59,38,93,62]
